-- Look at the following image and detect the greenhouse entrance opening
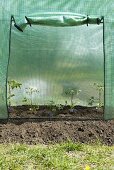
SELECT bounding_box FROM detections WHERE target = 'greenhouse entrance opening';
[7,14,104,120]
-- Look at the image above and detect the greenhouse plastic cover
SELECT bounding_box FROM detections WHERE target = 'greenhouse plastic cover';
[0,0,114,120]
[17,13,102,29]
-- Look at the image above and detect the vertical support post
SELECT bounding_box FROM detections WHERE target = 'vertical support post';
[6,15,13,120]
[102,16,106,120]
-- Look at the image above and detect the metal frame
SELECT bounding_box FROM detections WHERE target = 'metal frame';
[102,17,106,120]
[6,15,105,121]
[6,15,13,120]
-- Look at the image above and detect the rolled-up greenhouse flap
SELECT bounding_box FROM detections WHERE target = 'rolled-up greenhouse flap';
[13,13,103,31]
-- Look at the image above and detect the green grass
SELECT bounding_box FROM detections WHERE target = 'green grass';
[0,141,114,170]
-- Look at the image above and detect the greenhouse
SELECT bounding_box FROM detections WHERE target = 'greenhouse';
[0,1,114,120]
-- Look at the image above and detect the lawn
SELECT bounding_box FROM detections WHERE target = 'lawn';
[0,141,114,170]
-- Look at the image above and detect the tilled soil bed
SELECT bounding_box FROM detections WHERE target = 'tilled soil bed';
[9,105,104,119]
[0,105,113,145]
[0,120,114,145]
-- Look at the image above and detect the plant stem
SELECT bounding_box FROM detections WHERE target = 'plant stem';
[31,91,32,107]
[99,89,101,107]
[8,84,11,106]
[71,93,73,106]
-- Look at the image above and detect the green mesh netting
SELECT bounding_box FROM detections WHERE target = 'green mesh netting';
[0,1,114,120]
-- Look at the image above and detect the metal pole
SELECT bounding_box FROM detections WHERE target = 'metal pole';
[6,15,13,120]
[102,16,106,120]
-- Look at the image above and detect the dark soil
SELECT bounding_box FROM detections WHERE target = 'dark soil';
[0,120,114,145]
[9,105,104,119]
[0,105,113,145]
